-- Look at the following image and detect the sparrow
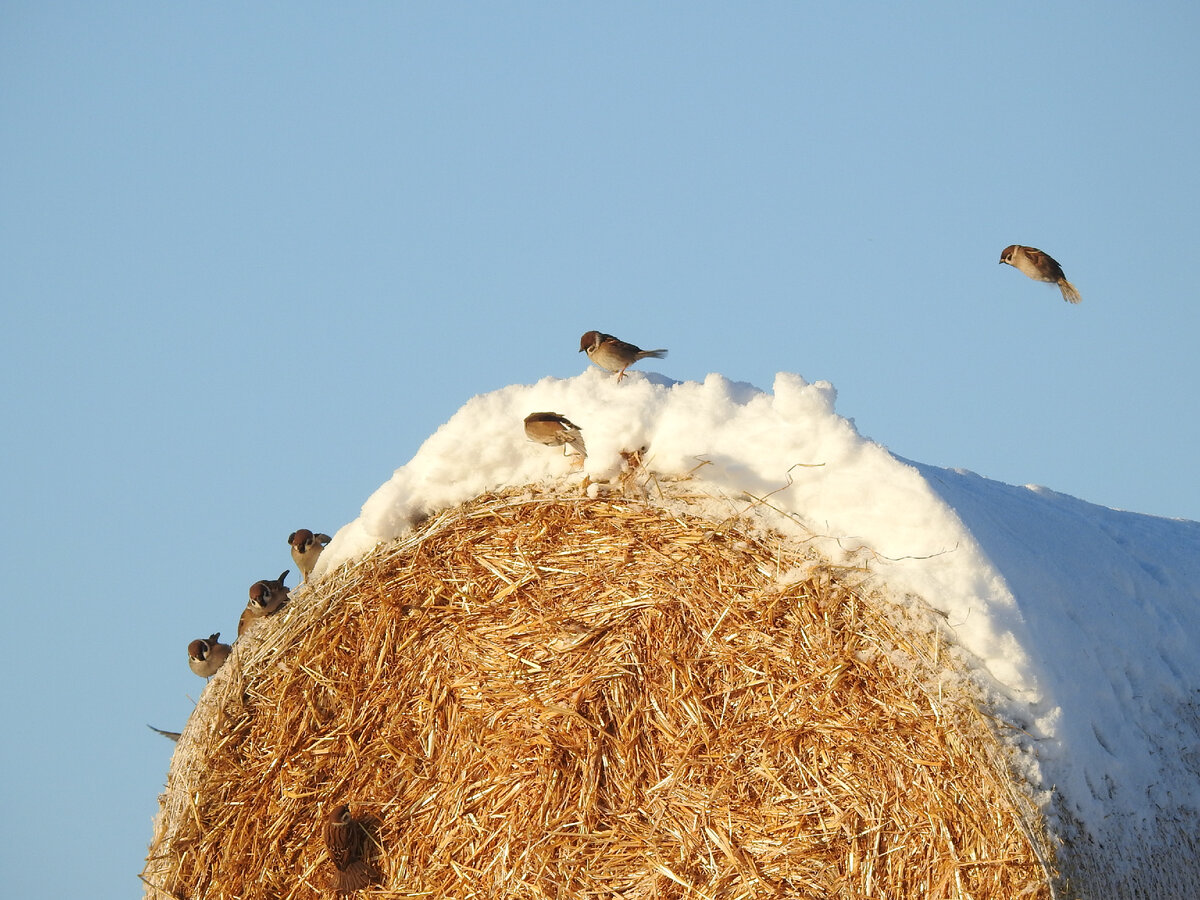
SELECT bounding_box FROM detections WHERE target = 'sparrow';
[579,330,667,381]
[146,724,181,742]
[238,570,290,636]
[288,529,332,583]
[999,245,1081,303]
[524,412,587,458]
[324,804,381,892]
[187,632,232,678]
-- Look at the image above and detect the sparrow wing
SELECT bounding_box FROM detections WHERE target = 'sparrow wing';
[1027,247,1066,280]
[600,334,645,356]
[325,814,359,871]
[566,430,587,457]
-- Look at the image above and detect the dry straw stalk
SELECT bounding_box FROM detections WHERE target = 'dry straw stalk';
[144,488,1054,899]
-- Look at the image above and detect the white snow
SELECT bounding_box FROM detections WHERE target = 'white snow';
[318,366,1200,891]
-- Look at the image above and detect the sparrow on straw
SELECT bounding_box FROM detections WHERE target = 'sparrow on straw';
[999,245,1081,303]
[524,412,587,458]
[288,529,332,583]
[324,804,381,892]
[579,330,667,381]
[187,632,232,678]
[238,570,291,636]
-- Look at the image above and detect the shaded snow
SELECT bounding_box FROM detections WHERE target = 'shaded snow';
[912,463,1200,893]
[319,367,1200,893]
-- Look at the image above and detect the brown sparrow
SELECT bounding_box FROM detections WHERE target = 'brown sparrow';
[524,412,587,458]
[187,632,232,678]
[288,529,332,582]
[238,570,290,636]
[324,804,381,892]
[579,330,667,381]
[999,245,1081,303]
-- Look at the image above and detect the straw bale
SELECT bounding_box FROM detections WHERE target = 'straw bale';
[144,487,1055,899]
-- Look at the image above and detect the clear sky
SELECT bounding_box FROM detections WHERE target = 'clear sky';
[2,3,1197,896]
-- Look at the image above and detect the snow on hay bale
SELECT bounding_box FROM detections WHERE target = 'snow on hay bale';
[143,489,1055,898]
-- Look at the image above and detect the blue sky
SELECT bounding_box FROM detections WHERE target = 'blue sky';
[2,3,1197,896]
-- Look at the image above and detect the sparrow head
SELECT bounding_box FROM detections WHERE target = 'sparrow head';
[248,571,290,610]
[579,331,600,353]
[328,803,353,827]
[289,528,314,550]
[999,245,1018,265]
[187,637,212,662]
[248,581,268,607]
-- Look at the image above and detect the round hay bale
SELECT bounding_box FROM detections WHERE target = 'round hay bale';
[143,490,1055,898]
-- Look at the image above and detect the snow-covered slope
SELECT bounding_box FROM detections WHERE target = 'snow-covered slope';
[318,368,1200,893]
[912,463,1200,894]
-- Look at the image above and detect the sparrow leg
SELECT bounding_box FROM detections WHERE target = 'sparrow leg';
[616,367,628,382]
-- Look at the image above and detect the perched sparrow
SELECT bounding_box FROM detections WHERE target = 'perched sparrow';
[324,804,381,892]
[524,412,587,458]
[999,245,1081,303]
[288,529,332,583]
[238,570,291,636]
[579,330,667,381]
[146,724,181,742]
[187,632,232,678]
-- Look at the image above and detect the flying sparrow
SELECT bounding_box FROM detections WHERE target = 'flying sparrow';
[524,412,587,458]
[324,804,381,892]
[187,632,232,678]
[579,330,667,381]
[238,570,291,636]
[146,724,182,741]
[999,245,1081,303]
[288,529,332,583]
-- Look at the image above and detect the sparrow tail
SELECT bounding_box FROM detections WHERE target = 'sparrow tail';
[1057,279,1082,304]
[636,349,668,361]
[331,859,381,892]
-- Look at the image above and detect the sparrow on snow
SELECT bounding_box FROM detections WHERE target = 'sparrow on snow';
[324,803,381,892]
[524,412,587,458]
[288,529,332,583]
[579,330,667,381]
[999,245,1081,304]
[187,632,232,678]
[238,570,291,636]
